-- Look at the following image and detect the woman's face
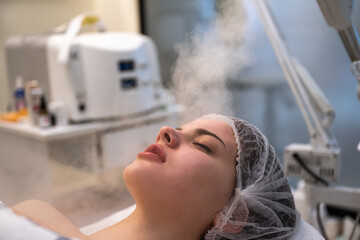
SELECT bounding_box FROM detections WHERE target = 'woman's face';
[124,118,238,222]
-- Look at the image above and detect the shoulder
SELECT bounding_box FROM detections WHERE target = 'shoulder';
[12,199,57,212]
[12,199,68,226]
[11,199,89,240]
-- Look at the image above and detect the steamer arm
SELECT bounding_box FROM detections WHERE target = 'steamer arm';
[253,0,360,214]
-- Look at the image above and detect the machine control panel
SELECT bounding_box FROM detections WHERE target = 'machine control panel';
[118,60,135,72]
[284,143,340,182]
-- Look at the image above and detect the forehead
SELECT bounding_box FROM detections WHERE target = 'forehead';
[182,118,236,145]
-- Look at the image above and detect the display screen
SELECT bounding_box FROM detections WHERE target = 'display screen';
[118,60,134,71]
[121,78,137,89]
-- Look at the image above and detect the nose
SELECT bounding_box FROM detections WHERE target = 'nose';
[156,126,180,148]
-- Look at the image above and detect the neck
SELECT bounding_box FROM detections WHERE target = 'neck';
[90,205,208,240]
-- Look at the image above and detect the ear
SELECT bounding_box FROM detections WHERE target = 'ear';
[213,207,248,234]
[212,214,220,227]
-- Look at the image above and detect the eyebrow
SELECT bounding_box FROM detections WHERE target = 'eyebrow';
[176,127,226,149]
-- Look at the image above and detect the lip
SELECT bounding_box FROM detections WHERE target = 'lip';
[137,143,166,163]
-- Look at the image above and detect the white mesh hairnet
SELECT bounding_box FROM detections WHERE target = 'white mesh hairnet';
[201,114,299,240]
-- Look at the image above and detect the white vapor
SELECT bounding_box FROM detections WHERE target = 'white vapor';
[171,0,255,123]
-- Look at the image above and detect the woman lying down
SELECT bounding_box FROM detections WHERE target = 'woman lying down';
[7,114,300,240]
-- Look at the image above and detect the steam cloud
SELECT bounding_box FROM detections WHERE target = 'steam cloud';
[171,0,255,123]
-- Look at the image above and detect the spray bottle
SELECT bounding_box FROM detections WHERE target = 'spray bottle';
[14,76,27,116]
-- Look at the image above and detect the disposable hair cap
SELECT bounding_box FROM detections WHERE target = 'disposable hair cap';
[201,114,299,240]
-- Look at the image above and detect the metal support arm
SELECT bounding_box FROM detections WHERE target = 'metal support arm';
[253,0,338,148]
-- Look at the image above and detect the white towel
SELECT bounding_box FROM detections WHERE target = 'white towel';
[291,219,325,240]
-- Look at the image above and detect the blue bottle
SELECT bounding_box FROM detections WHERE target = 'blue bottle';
[14,76,26,112]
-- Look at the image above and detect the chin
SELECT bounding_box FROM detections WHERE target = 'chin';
[124,161,182,208]
[123,161,139,190]
[124,160,162,198]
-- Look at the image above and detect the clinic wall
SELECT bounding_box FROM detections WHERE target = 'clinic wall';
[141,0,213,86]
[0,0,139,112]
[271,0,360,189]
[231,0,360,188]
[92,0,140,33]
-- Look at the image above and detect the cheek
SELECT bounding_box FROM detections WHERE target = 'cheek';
[123,148,236,208]
[180,157,219,184]
[170,151,235,199]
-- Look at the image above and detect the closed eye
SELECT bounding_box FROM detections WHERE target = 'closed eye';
[193,141,212,153]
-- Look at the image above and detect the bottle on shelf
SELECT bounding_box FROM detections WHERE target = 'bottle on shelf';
[14,76,27,116]
[25,80,42,126]
[38,94,50,128]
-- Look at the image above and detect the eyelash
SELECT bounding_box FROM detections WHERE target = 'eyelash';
[193,141,212,153]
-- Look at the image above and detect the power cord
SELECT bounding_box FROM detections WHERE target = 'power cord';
[316,203,329,240]
[292,153,329,240]
[349,210,360,240]
[292,153,329,187]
